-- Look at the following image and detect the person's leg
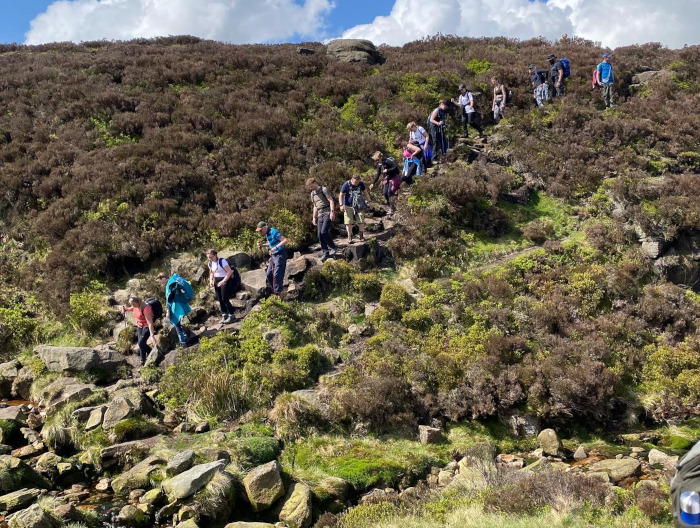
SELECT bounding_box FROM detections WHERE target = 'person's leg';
[383,183,392,207]
[273,253,287,295]
[317,217,328,252]
[174,321,187,346]
[344,207,355,242]
[461,112,468,137]
[137,327,151,365]
[221,278,235,316]
[357,211,365,241]
[214,278,226,316]
[266,258,275,290]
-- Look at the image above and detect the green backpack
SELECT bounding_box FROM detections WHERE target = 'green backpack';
[671,441,700,526]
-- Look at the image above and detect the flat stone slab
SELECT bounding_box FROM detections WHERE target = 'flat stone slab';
[162,460,227,500]
[0,488,42,513]
[588,458,641,482]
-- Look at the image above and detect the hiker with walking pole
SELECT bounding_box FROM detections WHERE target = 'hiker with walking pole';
[428,99,449,160]
[122,295,159,366]
[256,221,288,297]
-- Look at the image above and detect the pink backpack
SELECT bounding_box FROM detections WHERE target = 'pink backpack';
[592,67,601,89]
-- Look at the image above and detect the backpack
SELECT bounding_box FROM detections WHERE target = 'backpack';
[537,68,550,81]
[172,274,194,302]
[560,58,571,79]
[671,441,700,525]
[505,89,513,104]
[211,258,241,283]
[350,185,368,211]
[592,67,601,89]
[143,298,164,320]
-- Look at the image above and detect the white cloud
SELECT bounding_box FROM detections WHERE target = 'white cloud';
[341,0,700,49]
[25,0,333,45]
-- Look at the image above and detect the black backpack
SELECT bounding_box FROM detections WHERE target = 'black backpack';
[143,298,164,320]
[505,89,513,104]
[211,258,241,282]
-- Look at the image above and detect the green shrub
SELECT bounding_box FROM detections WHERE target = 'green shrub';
[139,363,162,384]
[302,260,355,300]
[112,417,162,443]
[270,392,327,441]
[0,303,37,353]
[67,281,110,336]
[377,284,414,321]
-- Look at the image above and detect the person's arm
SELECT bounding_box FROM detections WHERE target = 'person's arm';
[363,186,371,204]
[371,165,382,189]
[421,127,429,142]
[339,191,346,210]
[122,306,134,313]
[144,306,157,346]
[312,203,318,226]
[596,64,602,84]
[221,262,233,283]
[500,85,506,108]
[556,66,563,88]
[208,262,215,287]
[270,235,287,255]
[325,188,336,221]
[429,108,441,126]
[407,143,421,157]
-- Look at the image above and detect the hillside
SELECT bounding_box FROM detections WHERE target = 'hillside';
[0,35,699,528]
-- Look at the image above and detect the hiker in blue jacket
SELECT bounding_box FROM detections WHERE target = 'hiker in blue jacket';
[157,272,191,348]
[256,221,288,296]
[596,53,615,108]
[548,54,566,97]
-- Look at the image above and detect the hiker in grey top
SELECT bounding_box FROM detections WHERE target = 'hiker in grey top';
[548,54,565,97]
[306,177,337,263]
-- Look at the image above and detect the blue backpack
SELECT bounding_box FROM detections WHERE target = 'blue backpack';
[560,58,571,79]
[172,274,194,302]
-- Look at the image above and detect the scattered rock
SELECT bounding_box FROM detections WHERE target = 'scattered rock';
[166,450,196,477]
[496,454,525,468]
[648,448,679,469]
[243,460,285,512]
[262,329,285,350]
[220,250,253,270]
[437,470,454,487]
[100,435,165,468]
[574,445,587,461]
[0,488,42,513]
[170,254,207,283]
[0,406,27,424]
[175,520,200,528]
[41,377,96,412]
[240,268,269,298]
[631,69,673,85]
[418,425,442,445]
[327,39,382,65]
[537,429,562,456]
[162,459,227,501]
[0,360,21,398]
[500,411,539,437]
[35,345,126,377]
[588,458,641,482]
[173,422,196,434]
[111,455,165,495]
[585,471,613,484]
[117,504,150,527]
[140,488,163,506]
[279,482,313,528]
[95,478,111,492]
[11,368,35,401]
[6,503,54,528]
[85,406,106,431]
[102,387,155,429]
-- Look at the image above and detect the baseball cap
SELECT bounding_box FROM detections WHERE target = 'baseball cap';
[256,221,268,231]
[680,491,700,525]
[547,54,556,60]
[528,64,536,70]
[602,53,612,58]
[458,83,466,90]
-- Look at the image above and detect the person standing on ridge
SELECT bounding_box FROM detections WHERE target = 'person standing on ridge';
[340,174,371,243]
[306,178,338,263]
[371,152,400,216]
[206,249,240,324]
[597,53,615,108]
[256,222,288,296]
[528,64,549,107]
[122,295,158,366]
[491,77,507,123]
[548,54,566,97]
[428,99,449,159]
[157,272,192,348]
[452,84,485,141]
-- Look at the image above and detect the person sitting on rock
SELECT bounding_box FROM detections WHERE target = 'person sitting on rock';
[400,139,423,185]
[256,221,288,296]
[407,121,430,171]
[306,177,338,263]
[340,174,371,243]
[206,249,240,324]
[157,272,192,348]
[370,152,399,216]
[122,295,158,366]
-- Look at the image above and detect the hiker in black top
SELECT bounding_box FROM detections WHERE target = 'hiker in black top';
[548,54,565,97]
[429,99,449,158]
[306,177,337,263]
[371,151,401,215]
[206,249,239,324]
[491,76,507,123]
[528,64,549,107]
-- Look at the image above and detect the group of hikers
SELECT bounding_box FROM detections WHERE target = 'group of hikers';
[120,50,619,363]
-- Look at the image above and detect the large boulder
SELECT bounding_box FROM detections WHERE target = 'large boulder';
[170,254,207,284]
[240,268,268,298]
[11,368,35,401]
[166,450,196,477]
[278,482,313,528]
[102,387,156,429]
[0,360,21,399]
[0,406,27,424]
[0,488,42,513]
[327,39,382,65]
[631,69,673,85]
[7,504,54,528]
[112,455,165,495]
[588,458,641,482]
[243,460,285,512]
[100,435,165,468]
[219,250,252,270]
[537,429,562,456]
[0,456,49,492]
[39,378,97,412]
[35,345,126,376]
[161,459,227,501]
[116,504,150,527]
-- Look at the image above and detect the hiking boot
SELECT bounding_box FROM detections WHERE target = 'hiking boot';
[359,232,365,241]
[178,342,187,349]
[321,251,329,263]
[347,236,354,245]
[329,248,337,257]
[225,314,236,324]
[220,315,229,324]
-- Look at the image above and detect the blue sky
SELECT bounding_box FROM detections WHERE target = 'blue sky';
[0,0,396,44]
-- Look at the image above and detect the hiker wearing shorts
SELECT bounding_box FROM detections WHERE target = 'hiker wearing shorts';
[256,222,288,296]
[452,84,485,140]
[596,53,615,108]
[548,54,565,97]
[206,249,240,324]
[429,99,449,158]
[306,178,338,263]
[370,152,400,216]
[528,64,549,107]
[122,296,157,366]
[157,272,191,348]
[340,175,371,244]
[491,77,507,123]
